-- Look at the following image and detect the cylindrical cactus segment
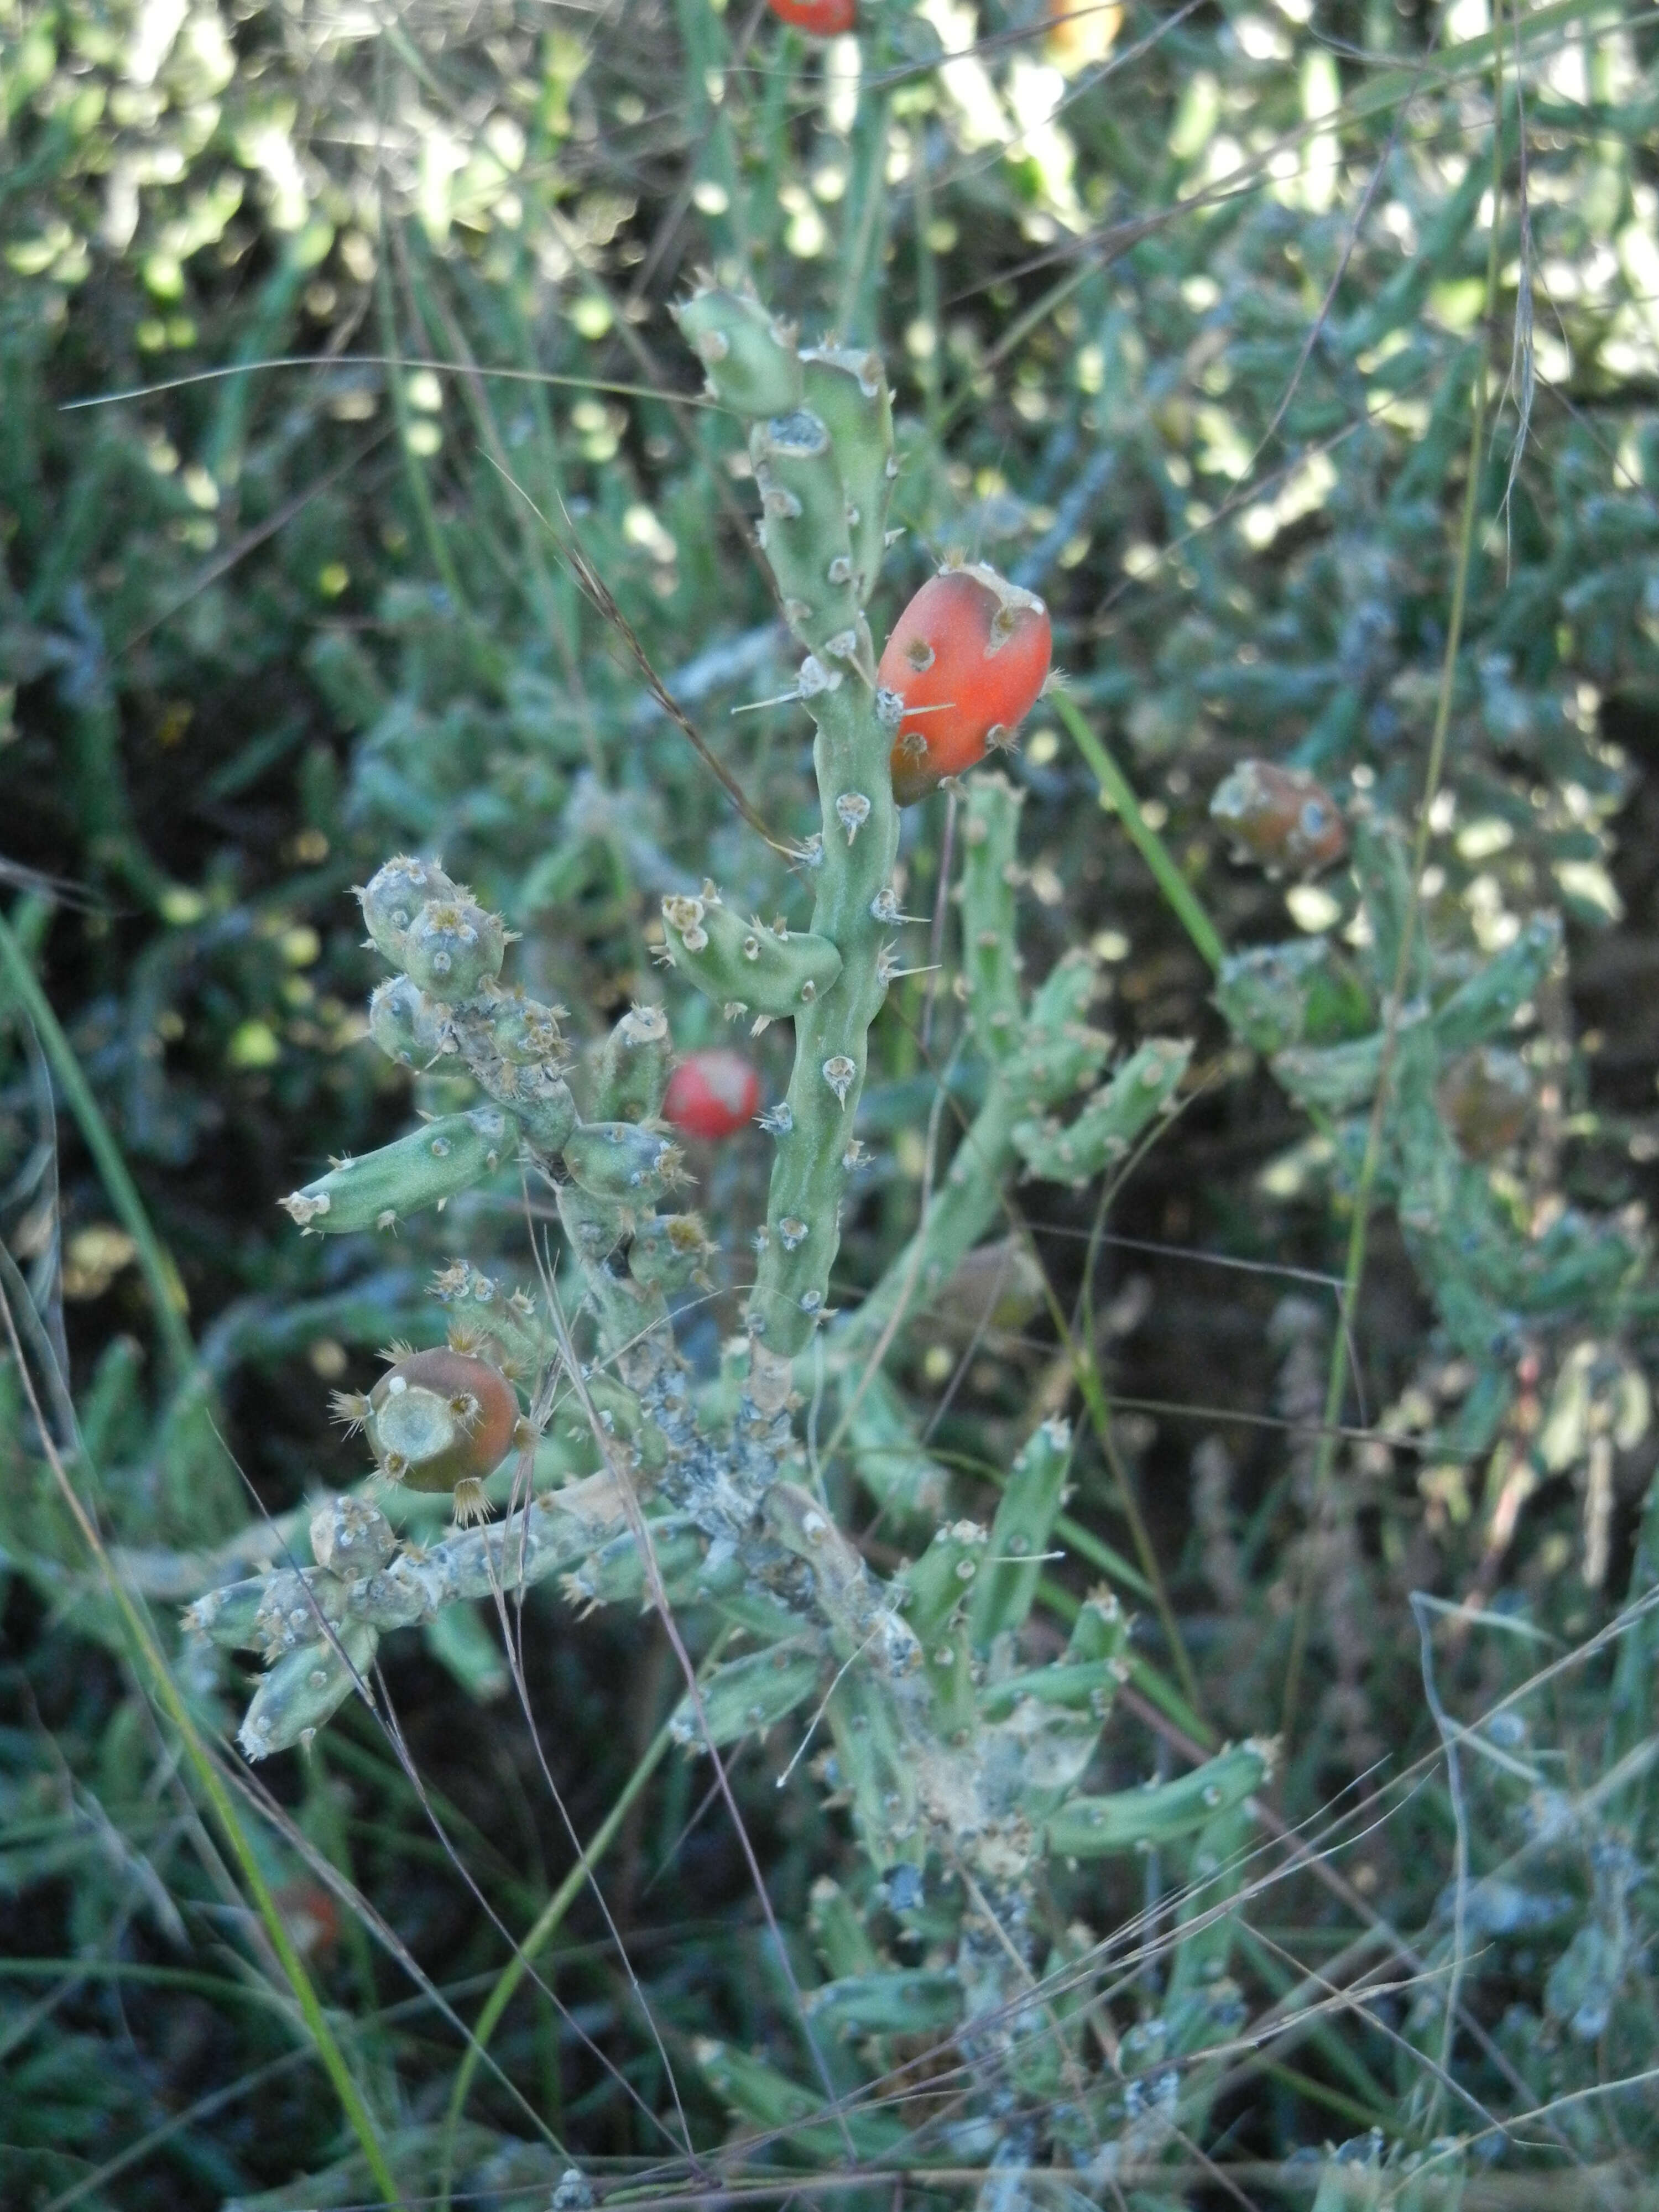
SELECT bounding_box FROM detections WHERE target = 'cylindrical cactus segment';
[660,295,906,1360]
[968,1415,1072,1650]
[826,1666,923,1872]
[183,1573,280,1651]
[671,286,804,418]
[591,1003,673,1123]
[1013,1037,1191,1186]
[901,1520,991,1651]
[239,1621,379,1759]
[279,1105,517,1233]
[669,1641,826,1748]
[800,346,895,605]
[805,1970,962,2038]
[749,409,864,660]
[660,894,843,1018]
[1161,1796,1258,2038]
[310,1494,397,1576]
[808,1877,882,1980]
[575,1370,670,1471]
[749,687,899,1355]
[1431,911,1562,1052]
[959,774,1026,1061]
[510,1078,579,1159]
[1044,1739,1272,1858]
[1003,1017,1114,1118]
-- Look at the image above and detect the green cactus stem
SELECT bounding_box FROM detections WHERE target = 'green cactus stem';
[588,1003,673,1122]
[1012,1038,1191,1188]
[968,1415,1073,1651]
[666,286,903,1373]
[1045,1739,1272,1858]
[660,890,842,1021]
[668,1639,826,1748]
[278,1106,517,1234]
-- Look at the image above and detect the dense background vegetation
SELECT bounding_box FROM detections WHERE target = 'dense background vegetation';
[6,0,1659,2203]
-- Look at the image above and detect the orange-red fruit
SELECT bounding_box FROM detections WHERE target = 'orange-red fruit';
[366,1347,520,1499]
[1437,1047,1532,1161]
[879,564,1053,807]
[1209,760,1348,875]
[768,0,856,29]
[663,1050,762,1141]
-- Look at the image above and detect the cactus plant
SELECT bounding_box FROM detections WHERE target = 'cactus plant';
[180,291,1266,2191]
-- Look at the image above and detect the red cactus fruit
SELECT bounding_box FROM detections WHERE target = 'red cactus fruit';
[663,1049,762,1140]
[273,1880,342,1963]
[347,1346,522,1523]
[1437,1047,1532,1161]
[1209,760,1348,875]
[768,0,856,30]
[879,564,1053,807]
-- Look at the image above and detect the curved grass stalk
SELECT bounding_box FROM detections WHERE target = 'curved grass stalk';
[435,1628,733,2210]
[0,1288,403,2210]
[0,909,195,1387]
[1050,691,1225,975]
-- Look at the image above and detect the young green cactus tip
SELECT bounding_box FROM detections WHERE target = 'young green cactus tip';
[670,284,804,415]
[357,853,456,964]
[278,1104,517,1233]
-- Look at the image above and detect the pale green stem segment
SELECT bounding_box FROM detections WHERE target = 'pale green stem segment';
[0,908,196,1386]
[670,290,904,1365]
[751,680,899,1355]
[1050,690,1226,974]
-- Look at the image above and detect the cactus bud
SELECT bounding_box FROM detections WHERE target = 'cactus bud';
[1209,760,1347,875]
[562,1120,684,1202]
[368,974,446,1068]
[628,1211,716,1291]
[663,1050,763,1140]
[279,1107,517,1233]
[357,855,457,966]
[309,1494,397,1575]
[365,1345,523,1521]
[402,898,507,1000]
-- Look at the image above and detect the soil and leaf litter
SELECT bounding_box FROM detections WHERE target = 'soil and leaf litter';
[7,0,1659,2206]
